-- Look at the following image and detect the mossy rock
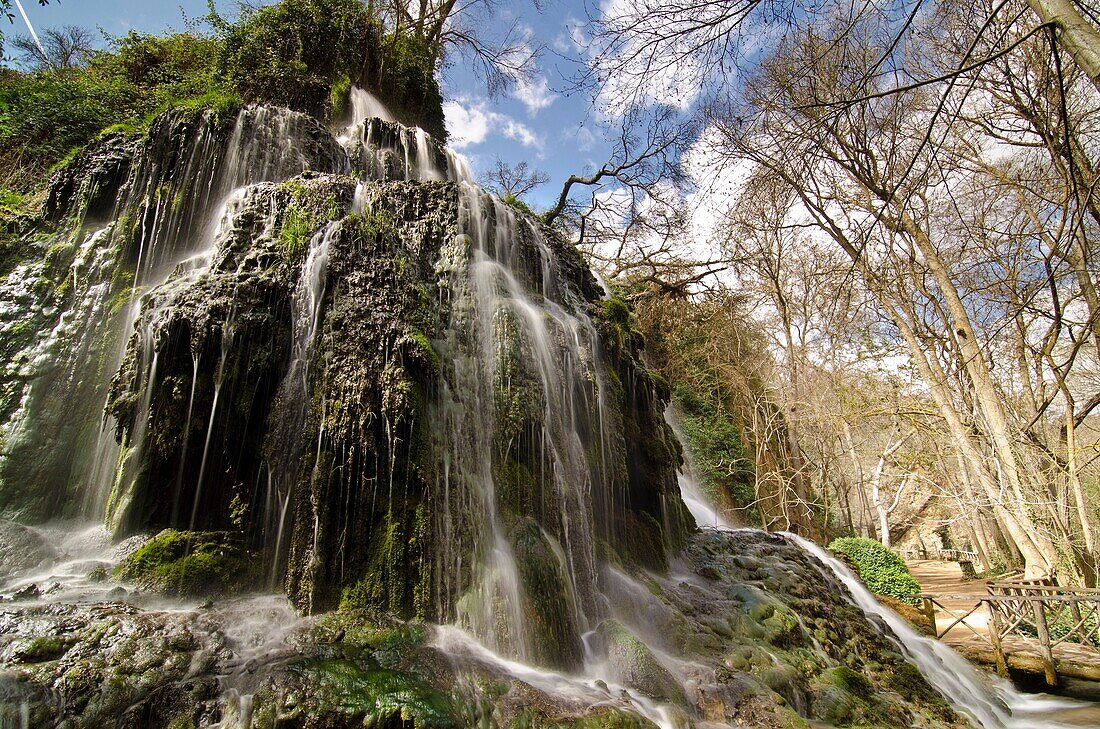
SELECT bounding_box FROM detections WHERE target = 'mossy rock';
[287,656,457,727]
[808,683,856,725]
[594,620,684,706]
[508,707,660,728]
[113,529,259,596]
[511,518,582,669]
[819,665,873,699]
[7,636,70,663]
[314,608,428,669]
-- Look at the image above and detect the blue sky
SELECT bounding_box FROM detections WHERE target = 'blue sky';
[12,0,612,208]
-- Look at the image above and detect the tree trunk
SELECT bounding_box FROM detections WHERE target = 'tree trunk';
[1025,0,1100,95]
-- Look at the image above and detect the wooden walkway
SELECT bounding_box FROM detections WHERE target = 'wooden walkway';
[908,560,1100,685]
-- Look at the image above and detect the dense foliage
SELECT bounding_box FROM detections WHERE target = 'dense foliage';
[634,291,819,530]
[673,381,757,522]
[829,537,922,606]
[0,0,444,197]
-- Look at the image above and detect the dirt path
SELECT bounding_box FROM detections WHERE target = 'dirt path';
[907,559,989,642]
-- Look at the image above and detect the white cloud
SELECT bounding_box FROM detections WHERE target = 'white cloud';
[444,98,544,151]
[514,75,555,115]
[559,126,597,154]
[576,126,597,153]
[443,102,492,147]
[501,120,540,148]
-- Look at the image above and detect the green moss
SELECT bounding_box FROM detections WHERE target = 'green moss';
[404,330,440,373]
[330,73,352,118]
[596,619,683,705]
[10,636,68,663]
[496,458,537,517]
[827,537,922,606]
[339,504,431,619]
[354,207,400,245]
[673,382,757,522]
[646,369,670,399]
[157,88,243,129]
[508,708,659,728]
[501,194,536,217]
[601,297,631,327]
[278,206,317,259]
[277,180,342,260]
[886,661,931,697]
[821,665,873,699]
[113,529,259,596]
[759,604,803,648]
[315,609,427,669]
[293,657,456,727]
[614,508,669,573]
[512,518,581,667]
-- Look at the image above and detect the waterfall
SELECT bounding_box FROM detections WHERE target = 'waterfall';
[0,104,345,525]
[6,87,1099,729]
[787,532,1087,729]
[665,407,736,530]
[432,180,609,662]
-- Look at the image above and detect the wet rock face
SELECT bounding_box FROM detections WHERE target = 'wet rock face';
[0,531,964,728]
[595,530,964,728]
[99,153,691,636]
[0,597,643,729]
[5,100,691,680]
[0,106,349,525]
[0,520,60,582]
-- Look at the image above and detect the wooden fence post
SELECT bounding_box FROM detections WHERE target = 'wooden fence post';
[986,600,1009,678]
[1032,599,1059,686]
[922,597,938,636]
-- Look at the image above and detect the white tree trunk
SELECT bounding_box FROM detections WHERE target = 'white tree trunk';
[1025,0,1100,95]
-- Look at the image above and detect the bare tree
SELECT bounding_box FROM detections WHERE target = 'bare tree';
[1,0,50,60]
[480,158,549,200]
[11,25,93,69]
[372,0,542,95]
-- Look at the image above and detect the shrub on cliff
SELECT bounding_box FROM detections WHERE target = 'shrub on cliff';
[218,0,376,114]
[2,0,447,192]
[0,31,233,189]
[828,536,922,606]
[217,0,444,137]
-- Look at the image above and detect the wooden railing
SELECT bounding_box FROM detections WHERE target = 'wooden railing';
[899,547,978,563]
[920,580,1100,685]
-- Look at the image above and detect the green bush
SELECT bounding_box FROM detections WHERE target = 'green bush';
[828,536,922,606]
[218,0,445,136]
[0,32,233,189]
[1,0,450,197]
[219,0,378,114]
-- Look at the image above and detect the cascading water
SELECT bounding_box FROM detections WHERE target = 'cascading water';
[665,407,737,530]
[4,85,1100,729]
[0,103,346,526]
[432,181,613,663]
